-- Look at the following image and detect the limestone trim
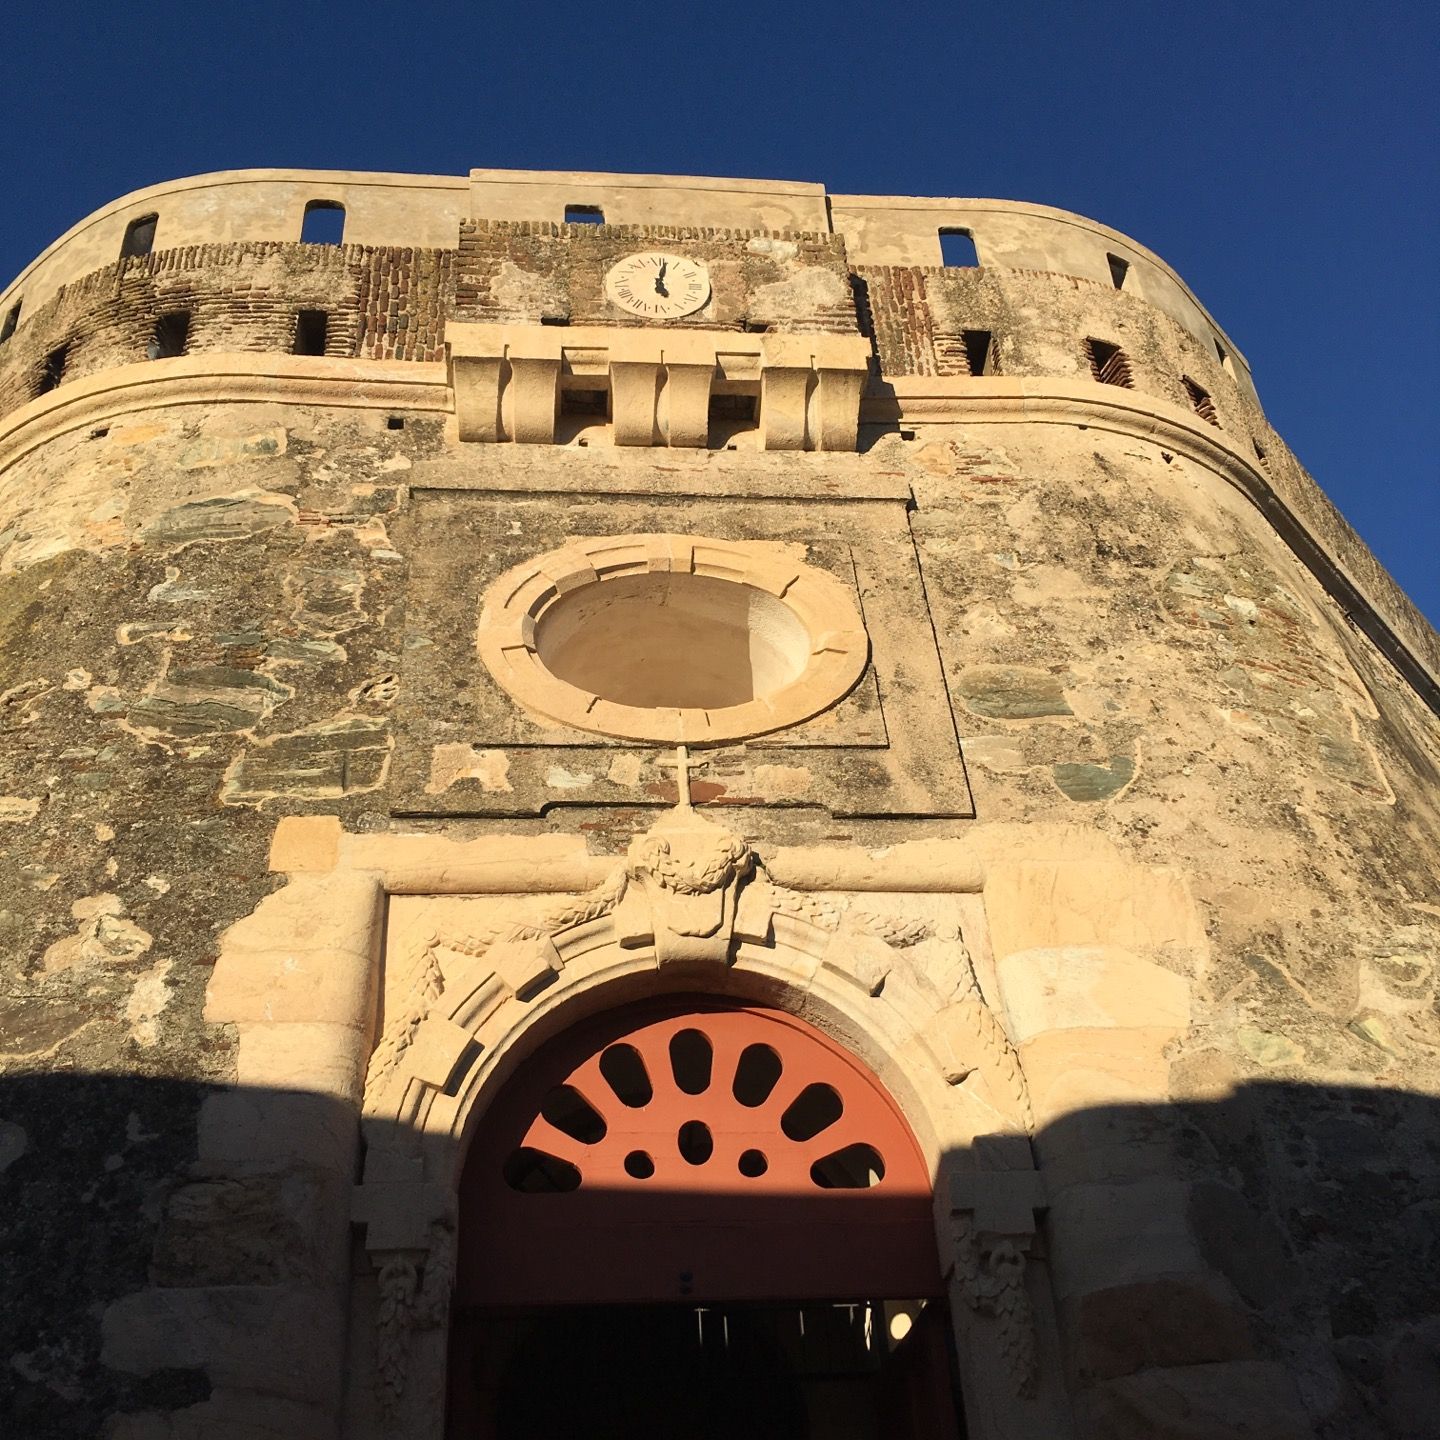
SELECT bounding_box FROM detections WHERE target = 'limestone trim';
[152,813,1225,1438]
[346,807,1053,1437]
[446,322,871,451]
[475,533,871,743]
[0,353,450,478]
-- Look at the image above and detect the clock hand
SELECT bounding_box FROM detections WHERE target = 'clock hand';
[655,260,668,297]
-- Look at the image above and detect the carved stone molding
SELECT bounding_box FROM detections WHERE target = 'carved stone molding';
[951,1171,1048,1399]
[371,1220,456,1418]
[446,322,870,451]
[474,533,870,745]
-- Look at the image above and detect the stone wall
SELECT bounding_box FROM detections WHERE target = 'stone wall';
[0,186,1437,1440]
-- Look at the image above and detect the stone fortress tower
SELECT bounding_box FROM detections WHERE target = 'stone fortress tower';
[0,168,1436,1440]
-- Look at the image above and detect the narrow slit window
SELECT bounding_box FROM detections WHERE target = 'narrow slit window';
[1182,375,1220,426]
[962,329,996,376]
[1107,253,1130,290]
[121,214,158,259]
[0,299,20,344]
[37,344,69,395]
[293,310,329,356]
[148,311,191,359]
[1214,338,1235,376]
[1085,338,1134,388]
[301,201,345,245]
[1252,438,1269,470]
[939,229,979,267]
[564,204,604,225]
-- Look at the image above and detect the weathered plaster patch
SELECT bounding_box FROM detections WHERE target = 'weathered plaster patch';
[488,260,567,318]
[1236,1025,1305,1067]
[425,744,512,795]
[125,959,175,1047]
[546,764,596,790]
[753,763,813,798]
[175,428,287,471]
[961,735,1028,773]
[606,753,644,787]
[0,796,41,822]
[42,894,154,974]
[747,266,849,325]
[147,567,208,604]
[116,622,189,647]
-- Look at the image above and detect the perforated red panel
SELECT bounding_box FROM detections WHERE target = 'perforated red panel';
[457,1002,940,1306]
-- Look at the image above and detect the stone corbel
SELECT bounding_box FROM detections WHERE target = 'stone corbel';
[658,363,714,447]
[950,1170,1048,1398]
[446,323,869,451]
[610,359,662,445]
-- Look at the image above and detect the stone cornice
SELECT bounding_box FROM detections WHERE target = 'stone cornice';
[0,353,451,474]
[1,357,1433,716]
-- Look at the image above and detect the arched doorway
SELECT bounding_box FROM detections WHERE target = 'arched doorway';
[447,999,964,1437]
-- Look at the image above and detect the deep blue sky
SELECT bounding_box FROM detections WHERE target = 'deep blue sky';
[3,2,1435,624]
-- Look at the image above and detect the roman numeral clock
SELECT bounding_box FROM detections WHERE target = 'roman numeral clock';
[604,251,711,319]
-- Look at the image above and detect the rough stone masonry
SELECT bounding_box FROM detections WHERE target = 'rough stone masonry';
[0,166,1436,1440]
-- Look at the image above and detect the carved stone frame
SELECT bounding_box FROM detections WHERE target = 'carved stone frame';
[176,814,1205,1439]
[334,806,1073,1440]
[475,532,871,743]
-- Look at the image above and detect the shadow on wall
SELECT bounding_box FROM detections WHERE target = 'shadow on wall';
[0,1071,1436,1438]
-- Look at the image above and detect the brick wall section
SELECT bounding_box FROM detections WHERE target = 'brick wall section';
[854,266,937,377]
[353,247,455,362]
[0,242,456,419]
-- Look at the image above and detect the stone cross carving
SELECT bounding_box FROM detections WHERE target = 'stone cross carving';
[655,744,708,809]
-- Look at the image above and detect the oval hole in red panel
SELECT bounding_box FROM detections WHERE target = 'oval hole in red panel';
[599,1043,652,1107]
[669,1028,713,1096]
[781,1083,843,1141]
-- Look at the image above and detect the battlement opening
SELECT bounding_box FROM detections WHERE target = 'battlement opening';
[121,214,157,260]
[301,200,345,245]
[939,229,978,267]
[293,310,329,357]
[149,311,191,360]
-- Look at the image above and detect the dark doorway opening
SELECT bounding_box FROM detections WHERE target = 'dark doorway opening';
[449,1297,963,1439]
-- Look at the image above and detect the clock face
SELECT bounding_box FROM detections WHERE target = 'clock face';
[604,252,711,320]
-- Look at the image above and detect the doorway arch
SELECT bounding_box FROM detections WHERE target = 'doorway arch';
[448,997,959,1438]
[350,810,1062,1438]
